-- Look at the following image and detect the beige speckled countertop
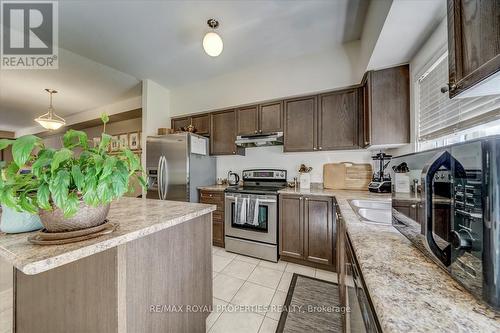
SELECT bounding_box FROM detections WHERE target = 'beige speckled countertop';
[197,184,229,191]
[0,197,215,275]
[280,188,500,332]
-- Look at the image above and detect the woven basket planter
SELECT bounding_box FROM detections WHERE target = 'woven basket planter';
[38,201,110,232]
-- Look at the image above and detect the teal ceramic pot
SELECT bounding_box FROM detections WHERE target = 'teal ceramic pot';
[0,205,43,234]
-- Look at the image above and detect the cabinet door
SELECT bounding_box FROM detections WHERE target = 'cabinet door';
[171,117,191,132]
[318,89,359,150]
[191,114,210,135]
[210,110,238,155]
[283,96,317,152]
[304,196,334,266]
[447,0,500,98]
[236,106,259,135]
[259,101,283,133]
[369,65,410,146]
[279,195,304,259]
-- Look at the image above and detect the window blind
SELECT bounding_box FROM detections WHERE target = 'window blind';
[417,54,500,141]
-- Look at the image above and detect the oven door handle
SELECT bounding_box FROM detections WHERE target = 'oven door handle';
[225,196,276,204]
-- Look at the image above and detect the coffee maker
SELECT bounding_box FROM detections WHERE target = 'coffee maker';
[368,152,392,193]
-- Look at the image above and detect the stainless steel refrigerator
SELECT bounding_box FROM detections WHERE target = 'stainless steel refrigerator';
[146,133,215,202]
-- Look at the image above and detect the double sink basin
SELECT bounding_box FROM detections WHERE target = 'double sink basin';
[348,199,392,225]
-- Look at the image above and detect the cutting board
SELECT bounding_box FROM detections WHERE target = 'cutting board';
[323,162,372,190]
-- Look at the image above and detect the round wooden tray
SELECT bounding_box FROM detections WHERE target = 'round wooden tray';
[28,221,119,245]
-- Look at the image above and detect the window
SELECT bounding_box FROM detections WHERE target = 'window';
[417,53,500,151]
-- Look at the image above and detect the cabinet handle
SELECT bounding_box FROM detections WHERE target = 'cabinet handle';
[410,204,416,208]
[259,130,262,133]
[313,147,317,151]
[299,197,303,201]
[209,194,213,197]
[254,130,258,134]
[305,198,309,201]
[232,151,235,154]
[319,147,322,150]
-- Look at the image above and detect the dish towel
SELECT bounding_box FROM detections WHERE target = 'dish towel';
[235,197,247,225]
[251,198,260,226]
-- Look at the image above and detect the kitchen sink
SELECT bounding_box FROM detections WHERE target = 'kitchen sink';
[357,208,392,224]
[348,200,392,225]
[350,199,391,210]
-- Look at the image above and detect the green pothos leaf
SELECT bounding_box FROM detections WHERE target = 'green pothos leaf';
[51,148,73,173]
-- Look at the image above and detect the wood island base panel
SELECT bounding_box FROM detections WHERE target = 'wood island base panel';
[0,198,215,333]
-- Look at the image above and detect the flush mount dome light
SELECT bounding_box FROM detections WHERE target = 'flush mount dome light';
[34,89,66,130]
[203,19,223,57]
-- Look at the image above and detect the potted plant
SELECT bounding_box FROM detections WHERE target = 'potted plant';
[0,114,146,232]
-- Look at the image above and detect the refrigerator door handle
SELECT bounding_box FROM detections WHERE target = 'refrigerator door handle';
[162,156,169,200]
[158,156,164,200]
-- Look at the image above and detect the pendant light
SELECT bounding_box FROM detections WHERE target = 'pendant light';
[34,89,66,130]
[203,19,223,57]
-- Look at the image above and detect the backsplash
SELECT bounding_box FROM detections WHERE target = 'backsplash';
[216,146,373,183]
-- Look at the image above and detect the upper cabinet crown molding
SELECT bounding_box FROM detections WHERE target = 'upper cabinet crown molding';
[447,0,500,98]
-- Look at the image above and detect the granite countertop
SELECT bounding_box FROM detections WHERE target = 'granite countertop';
[0,197,215,275]
[330,190,500,332]
[198,184,229,191]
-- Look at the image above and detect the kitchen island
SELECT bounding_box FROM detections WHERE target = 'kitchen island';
[0,197,215,333]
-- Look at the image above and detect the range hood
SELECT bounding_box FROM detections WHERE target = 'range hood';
[235,132,283,148]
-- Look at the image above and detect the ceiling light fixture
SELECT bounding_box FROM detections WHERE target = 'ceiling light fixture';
[203,19,223,57]
[34,89,66,130]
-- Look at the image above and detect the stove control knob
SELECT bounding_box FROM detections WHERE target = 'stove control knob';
[280,172,285,178]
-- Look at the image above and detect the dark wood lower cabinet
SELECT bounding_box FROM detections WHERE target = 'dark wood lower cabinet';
[279,195,305,259]
[279,194,336,271]
[199,190,225,247]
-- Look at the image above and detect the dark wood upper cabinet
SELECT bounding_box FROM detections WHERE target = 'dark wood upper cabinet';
[191,114,210,135]
[447,0,500,98]
[259,101,283,133]
[236,102,283,136]
[304,196,334,266]
[171,117,190,132]
[318,89,359,150]
[236,105,259,135]
[279,195,305,260]
[283,96,317,152]
[210,110,245,156]
[361,64,410,147]
[171,114,210,136]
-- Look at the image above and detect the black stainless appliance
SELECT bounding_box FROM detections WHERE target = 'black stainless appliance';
[390,136,500,309]
[368,152,392,193]
[145,133,215,202]
[224,169,287,262]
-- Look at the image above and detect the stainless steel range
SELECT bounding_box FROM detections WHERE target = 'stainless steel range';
[224,169,287,262]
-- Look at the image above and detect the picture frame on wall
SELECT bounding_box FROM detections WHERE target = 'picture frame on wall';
[111,135,120,151]
[129,132,140,150]
[118,134,128,150]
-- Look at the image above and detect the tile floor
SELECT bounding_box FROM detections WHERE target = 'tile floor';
[207,246,338,333]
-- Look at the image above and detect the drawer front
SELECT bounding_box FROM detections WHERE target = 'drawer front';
[200,191,224,211]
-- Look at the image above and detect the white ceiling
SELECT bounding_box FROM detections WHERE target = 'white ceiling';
[1,0,371,132]
[367,0,446,70]
[58,0,366,88]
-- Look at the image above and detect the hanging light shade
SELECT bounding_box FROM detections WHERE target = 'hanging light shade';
[203,19,223,57]
[35,89,66,130]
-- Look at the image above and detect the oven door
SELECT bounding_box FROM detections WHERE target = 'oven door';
[224,193,277,245]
